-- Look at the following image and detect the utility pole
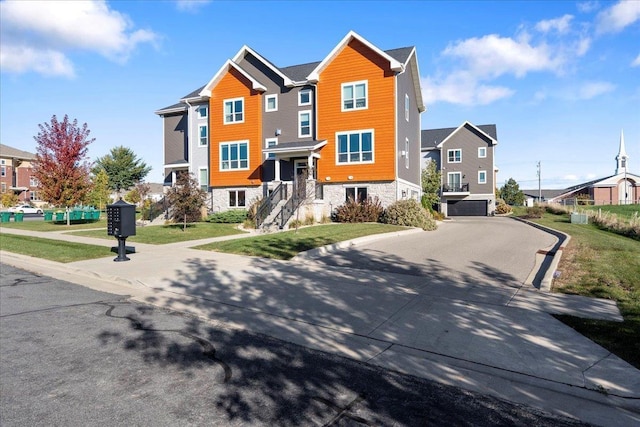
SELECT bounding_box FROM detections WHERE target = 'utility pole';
[537,161,541,203]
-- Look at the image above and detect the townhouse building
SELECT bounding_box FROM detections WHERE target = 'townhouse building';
[421,122,498,216]
[0,144,41,205]
[156,31,425,227]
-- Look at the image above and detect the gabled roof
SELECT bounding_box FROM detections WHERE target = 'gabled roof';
[154,102,187,116]
[233,45,294,87]
[421,122,498,150]
[400,47,426,113]
[181,84,207,102]
[385,46,414,63]
[521,189,567,199]
[279,61,321,84]
[200,59,267,97]
[306,30,404,82]
[0,144,36,160]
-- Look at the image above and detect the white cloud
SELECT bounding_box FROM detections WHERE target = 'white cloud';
[577,1,600,14]
[535,15,574,34]
[421,73,514,106]
[0,0,158,77]
[563,174,579,181]
[577,81,616,99]
[596,0,640,34]
[632,54,640,67]
[442,34,563,79]
[175,0,212,12]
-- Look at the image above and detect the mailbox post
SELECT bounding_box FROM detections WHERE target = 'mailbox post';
[107,199,136,262]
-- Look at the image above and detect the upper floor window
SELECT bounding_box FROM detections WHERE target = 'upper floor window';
[298,110,311,138]
[299,89,312,106]
[342,81,367,111]
[448,149,462,163]
[199,125,208,146]
[478,147,487,158]
[30,191,41,201]
[265,138,277,160]
[198,105,208,119]
[405,94,410,122]
[0,166,5,177]
[478,170,487,184]
[265,94,278,112]
[224,98,244,124]
[336,130,373,164]
[220,141,249,170]
[30,177,38,187]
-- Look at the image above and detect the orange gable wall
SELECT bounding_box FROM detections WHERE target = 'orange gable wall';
[209,68,262,187]
[316,39,396,183]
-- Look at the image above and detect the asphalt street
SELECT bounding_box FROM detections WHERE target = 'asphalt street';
[0,264,590,426]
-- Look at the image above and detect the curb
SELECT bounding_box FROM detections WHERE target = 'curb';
[512,217,571,292]
[291,227,425,262]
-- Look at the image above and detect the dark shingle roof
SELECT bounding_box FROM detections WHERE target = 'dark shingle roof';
[279,61,321,82]
[181,85,206,100]
[0,144,35,160]
[385,46,414,63]
[421,124,498,150]
[521,189,567,199]
[154,102,187,115]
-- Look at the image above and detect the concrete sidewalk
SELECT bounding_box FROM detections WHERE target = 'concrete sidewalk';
[1,225,638,426]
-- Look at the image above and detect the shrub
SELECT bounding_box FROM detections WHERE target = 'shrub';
[495,202,512,214]
[334,197,384,223]
[525,205,545,218]
[207,210,248,223]
[288,219,303,229]
[382,199,437,230]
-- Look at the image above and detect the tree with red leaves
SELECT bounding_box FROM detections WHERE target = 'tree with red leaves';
[32,115,94,208]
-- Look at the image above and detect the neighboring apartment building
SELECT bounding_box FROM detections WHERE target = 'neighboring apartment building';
[0,144,41,205]
[157,31,425,225]
[421,122,498,216]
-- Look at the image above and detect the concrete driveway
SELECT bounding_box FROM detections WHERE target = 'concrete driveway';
[308,217,556,287]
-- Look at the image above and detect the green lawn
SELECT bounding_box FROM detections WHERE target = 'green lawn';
[576,203,640,220]
[528,213,640,369]
[0,218,106,231]
[71,222,246,244]
[0,234,112,262]
[195,223,407,260]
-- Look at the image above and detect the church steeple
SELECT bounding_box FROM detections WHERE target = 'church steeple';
[616,129,628,175]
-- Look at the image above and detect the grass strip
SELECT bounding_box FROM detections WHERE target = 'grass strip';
[529,213,640,369]
[71,222,246,244]
[0,234,112,263]
[0,218,107,232]
[195,223,407,260]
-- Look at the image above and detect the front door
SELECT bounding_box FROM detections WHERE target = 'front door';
[294,160,308,199]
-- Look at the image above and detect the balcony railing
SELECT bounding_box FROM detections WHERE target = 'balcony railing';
[443,183,470,193]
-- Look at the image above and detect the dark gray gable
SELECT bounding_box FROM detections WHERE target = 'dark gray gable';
[279,61,321,82]
[181,85,206,99]
[385,46,414,64]
[421,124,498,151]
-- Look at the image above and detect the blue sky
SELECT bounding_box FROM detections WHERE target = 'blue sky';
[1,0,638,190]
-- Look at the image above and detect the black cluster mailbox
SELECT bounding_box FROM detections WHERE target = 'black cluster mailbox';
[107,199,136,262]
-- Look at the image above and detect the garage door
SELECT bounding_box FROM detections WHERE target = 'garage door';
[448,200,487,216]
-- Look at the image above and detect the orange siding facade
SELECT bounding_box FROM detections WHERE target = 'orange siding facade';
[316,39,396,183]
[209,68,262,187]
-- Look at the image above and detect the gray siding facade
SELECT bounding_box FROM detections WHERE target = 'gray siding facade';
[395,53,421,187]
[163,113,188,166]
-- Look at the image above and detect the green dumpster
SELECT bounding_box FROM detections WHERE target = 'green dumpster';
[14,212,24,222]
[93,211,101,220]
[0,212,10,222]
[44,211,53,221]
[83,210,93,220]
[70,210,82,221]
[55,212,65,222]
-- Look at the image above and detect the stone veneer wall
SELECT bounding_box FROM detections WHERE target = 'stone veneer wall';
[209,186,264,213]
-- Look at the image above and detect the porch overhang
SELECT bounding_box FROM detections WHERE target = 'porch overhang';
[265,140,327,161]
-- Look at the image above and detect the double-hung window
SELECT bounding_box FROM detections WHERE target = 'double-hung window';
[265,138,277,160]
[478,170,487,184]
[298,110,311,138]
[199,168,208,191]
[342,81,367,111]
[299,89,311,106]
[198,105,208,119]
[223,98,244,124]
[405,94,410,121]
[336,130,373,164]
[265,94,277,112]
[220,141,249,170]
[478,147,487,158]
[448,149,462,163]
[199,125,208,146]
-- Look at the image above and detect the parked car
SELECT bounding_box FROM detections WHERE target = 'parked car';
[8,204,43,214]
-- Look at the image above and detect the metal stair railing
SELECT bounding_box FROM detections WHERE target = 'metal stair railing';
[256,182,288,227]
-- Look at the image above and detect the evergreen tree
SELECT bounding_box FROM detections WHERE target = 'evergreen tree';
[93,146,151,198]
[499,178,525,206]
[32,114,93,208]
[421,160,441,210]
